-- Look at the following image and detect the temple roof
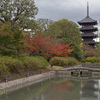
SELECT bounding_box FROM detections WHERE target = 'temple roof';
[82,33,97,38]
[82,40,95,45]
[80,26,98,31]
[78,16,97,25]
[78,2,97,25]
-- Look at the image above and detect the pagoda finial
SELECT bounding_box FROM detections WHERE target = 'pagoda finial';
[87,2,89,17]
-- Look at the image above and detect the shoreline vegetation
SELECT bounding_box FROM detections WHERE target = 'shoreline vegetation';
[0,56,78,83]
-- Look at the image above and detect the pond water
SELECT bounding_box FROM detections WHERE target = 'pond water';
[0,77,100,100]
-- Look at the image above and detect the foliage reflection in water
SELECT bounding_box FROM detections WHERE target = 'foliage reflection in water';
[0,77,100,100]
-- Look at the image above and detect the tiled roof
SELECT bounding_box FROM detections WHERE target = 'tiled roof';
[78,16,97,25]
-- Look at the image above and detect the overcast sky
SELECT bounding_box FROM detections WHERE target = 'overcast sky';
[34,0,100,23]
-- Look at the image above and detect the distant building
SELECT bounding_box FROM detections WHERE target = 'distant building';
[78,2,98,47]
[24,29,35,34]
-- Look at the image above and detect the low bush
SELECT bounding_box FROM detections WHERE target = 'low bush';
[0,56,49,75]
[91,60,95,63]
[96,57,100,62]
[49,57,78,67]
[81,59,86,63]
[0,63,10,76]
[67,57,78,66]
[7,59,24,73]
[19,56,49,70]
[49,57,68,66]
[85,57,100,63]
[35,56,49,68]
[0,56,24,73]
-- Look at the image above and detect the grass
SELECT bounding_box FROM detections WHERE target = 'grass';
[51,66,64,70]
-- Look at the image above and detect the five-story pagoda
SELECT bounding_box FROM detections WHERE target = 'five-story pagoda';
[78,3,98,47]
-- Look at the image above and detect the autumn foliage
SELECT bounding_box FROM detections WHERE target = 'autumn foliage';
[25,34,73,57]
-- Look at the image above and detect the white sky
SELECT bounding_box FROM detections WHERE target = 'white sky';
[34,0,100,22]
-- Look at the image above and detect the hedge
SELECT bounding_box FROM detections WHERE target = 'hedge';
[0,56,49,75]
[85,57,100,63]
[49,57,78,67]
[0,56,24,73]
[19,56,49,70]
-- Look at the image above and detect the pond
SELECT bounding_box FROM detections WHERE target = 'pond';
[0,77,100,100]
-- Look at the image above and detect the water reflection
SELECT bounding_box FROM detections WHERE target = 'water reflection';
[0,78,100,100]
[81,80,98,100]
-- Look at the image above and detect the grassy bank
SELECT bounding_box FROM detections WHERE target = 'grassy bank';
[0,56,78,82]
[0,56,49,76]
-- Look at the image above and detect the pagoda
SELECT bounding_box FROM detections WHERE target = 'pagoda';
[78,3,98,47]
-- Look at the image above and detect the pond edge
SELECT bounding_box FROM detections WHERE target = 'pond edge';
[0,71,55,95]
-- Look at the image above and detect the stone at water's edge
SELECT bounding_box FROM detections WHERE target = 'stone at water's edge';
[82,63,100,68]
[1,64,100,95]
[0,71,56,95]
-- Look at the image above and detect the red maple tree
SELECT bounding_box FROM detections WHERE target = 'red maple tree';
[25,34,73,57]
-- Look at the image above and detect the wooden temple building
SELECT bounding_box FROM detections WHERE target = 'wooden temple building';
[78,3,98,47]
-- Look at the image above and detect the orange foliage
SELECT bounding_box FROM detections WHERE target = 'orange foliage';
[25,34,73,57]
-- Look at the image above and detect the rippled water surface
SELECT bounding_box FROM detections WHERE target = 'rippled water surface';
[0,77,100,100]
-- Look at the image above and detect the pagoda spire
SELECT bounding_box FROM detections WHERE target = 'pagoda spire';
[87,2,89,17]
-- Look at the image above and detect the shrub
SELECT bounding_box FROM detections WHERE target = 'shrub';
[7,59,24,73]
[19,56,49,70]
[85,57,96,62]
[91,60,95,63]
[49,57,78,67]
[67,57,78,66]
[0,56,49,74]
[81,59,86,63]
[0,56,24,73]
[96,57,100,62]
[35,56,49,68]
[85,57,100,63]
[0,63,10,76]
[49,57,68,66]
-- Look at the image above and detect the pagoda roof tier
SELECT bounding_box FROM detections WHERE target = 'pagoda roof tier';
[78,16,97,25]
[82,40,95,45]
[82,33,97,38]
[80,27,98,31]
[78,2,97,25]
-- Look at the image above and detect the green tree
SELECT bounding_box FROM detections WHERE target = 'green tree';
[61,38,82,60]
[47,18,82,45]
[0,0,38,30]
[36,18,54,34]
[0,22,25,56]
[46,18,82,60]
